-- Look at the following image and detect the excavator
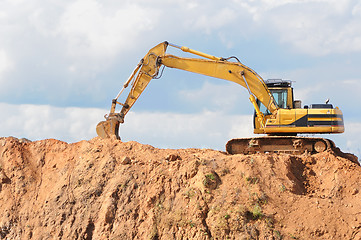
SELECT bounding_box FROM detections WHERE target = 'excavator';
[96,41,345,155]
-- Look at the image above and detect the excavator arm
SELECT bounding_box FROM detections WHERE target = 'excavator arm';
[96,41,278,139]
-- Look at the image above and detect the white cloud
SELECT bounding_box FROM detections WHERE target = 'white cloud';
[49,0,361,57]
[57,0,159,60]
[0,50,13,79]
[120,110,254,150]
[178,81,250,113]
[0,102,254,150]
[344,122,361,148]
[192,8,237,35]
[0,102,105,142]
[293,85,324,105]
[234,0,361,55]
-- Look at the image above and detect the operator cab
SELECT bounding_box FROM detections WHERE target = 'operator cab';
[256,79,294,115]
[253,79,294,128]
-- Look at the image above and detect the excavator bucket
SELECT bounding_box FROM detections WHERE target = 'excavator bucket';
[96,118,120,140]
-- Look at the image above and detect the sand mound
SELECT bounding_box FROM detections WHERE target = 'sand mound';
[0,137,360,239]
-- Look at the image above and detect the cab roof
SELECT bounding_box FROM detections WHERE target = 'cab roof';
[266,79,292,88]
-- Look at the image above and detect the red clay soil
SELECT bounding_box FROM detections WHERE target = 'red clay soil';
[0,136,360,239]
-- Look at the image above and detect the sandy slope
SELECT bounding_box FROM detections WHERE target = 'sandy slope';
[0,137,360,239]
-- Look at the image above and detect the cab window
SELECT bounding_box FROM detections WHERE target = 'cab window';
[256,89,288,115]
[271,89,288,109]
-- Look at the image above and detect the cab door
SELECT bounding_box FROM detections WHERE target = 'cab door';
[272,88,295,127]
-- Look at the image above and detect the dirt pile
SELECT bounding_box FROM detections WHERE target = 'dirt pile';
[0,136,360,239]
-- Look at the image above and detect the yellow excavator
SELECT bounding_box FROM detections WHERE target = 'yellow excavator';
[96,41,345,155]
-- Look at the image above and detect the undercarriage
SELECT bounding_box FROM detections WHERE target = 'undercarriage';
[226,136,359,164]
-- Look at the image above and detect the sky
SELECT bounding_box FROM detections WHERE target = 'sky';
[0,0,360,158]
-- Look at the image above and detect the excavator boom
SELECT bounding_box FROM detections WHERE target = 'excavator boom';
[97,41,278,140]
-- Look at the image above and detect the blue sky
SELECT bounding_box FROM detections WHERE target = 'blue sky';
[1,0,360,158]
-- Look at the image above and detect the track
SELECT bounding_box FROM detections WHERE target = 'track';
[226,136,335,155]
[226,136,359,164]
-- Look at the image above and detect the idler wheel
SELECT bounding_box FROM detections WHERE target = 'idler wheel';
[314,141,327,153]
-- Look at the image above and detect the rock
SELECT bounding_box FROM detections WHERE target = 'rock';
[0,170,10,184]
[165,154,181,161]
[19,138,32,143]
[121,156,131,165]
